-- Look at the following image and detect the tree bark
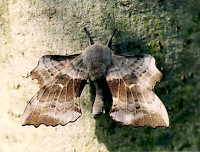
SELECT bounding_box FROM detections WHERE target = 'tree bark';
[0,0,199,151]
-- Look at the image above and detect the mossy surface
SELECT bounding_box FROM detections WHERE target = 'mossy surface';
[0,0,199,151]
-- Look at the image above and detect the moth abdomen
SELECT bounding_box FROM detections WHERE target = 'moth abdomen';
[90,78,112,117]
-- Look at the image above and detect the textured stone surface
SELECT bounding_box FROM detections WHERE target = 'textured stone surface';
[0,0,199,151]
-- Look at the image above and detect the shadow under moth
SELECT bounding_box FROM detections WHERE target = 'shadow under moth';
[22,28,169,128]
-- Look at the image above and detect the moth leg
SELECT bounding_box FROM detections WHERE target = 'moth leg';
[106,29,117,48]
[83,27,94,45]
[89,79,96,111]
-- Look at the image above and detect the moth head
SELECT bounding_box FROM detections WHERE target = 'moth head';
[82,28,116,80]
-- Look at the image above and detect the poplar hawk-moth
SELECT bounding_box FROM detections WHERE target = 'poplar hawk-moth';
[22,28,169,128]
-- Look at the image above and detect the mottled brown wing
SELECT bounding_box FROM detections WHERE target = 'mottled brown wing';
[106,55,169,128]
[22,54,88,127]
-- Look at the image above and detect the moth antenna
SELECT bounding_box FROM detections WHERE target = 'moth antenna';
[106,29,117,48]
[84,27,94,45]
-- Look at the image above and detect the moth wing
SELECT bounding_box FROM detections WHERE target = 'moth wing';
[30,54,81,88]
[22,54,88,127]
[106,55,169,128]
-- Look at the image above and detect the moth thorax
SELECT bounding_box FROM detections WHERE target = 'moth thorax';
[82,42,112,81]
[88,62,107,81]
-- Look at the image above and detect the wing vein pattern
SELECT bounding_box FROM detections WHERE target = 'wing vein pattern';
[22,54,88,127]
[107,55,169,128]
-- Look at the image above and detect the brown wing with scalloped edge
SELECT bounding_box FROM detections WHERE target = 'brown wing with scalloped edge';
[106,55,169,128]
[22,54,88,127]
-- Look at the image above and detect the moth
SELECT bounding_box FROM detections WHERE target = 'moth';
[22,28,169,128]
